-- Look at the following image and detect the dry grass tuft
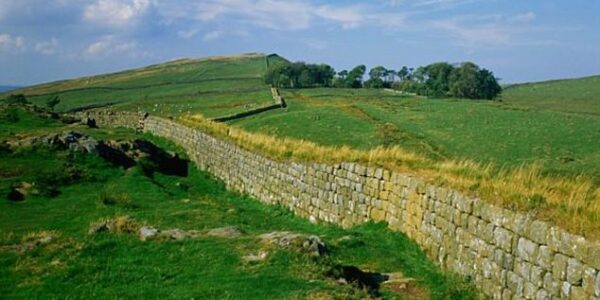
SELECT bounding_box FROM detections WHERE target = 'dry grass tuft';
[179,115,600,239]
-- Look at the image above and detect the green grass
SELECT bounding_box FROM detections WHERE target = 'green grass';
[5,54,278,118]
[502,75,600,115]
[0,110,475,299]
[231,88,600,184]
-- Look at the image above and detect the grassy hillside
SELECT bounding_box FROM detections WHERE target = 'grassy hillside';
[502,75,600,115]
[0,108,474,299]
[6,54,285,118]
[231,88,600,184]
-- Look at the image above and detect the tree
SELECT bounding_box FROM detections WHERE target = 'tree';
[46,95,61,111]
[476,68,502,100]
[4,94,29,105]
[449,62,480,99]
[397,66,409,81]
[421,62,455,97]
[346,65,366,88]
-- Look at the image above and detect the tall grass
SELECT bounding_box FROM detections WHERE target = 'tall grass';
[180,115,600,239]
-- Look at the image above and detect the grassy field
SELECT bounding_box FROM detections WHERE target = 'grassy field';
[7,54,280,118]
[0,108,475,299]
[502,75,600,115]
[232,88,600,183]
[2,54,599,238]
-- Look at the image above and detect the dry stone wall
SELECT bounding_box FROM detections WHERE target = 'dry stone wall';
[87,111,600,300]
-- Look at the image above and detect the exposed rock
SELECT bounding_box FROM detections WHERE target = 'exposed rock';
[243,251,269,262]
[88,220,114,235]
[206,226,243,239]
[258,231,327,257]
[139,226,159,241]
[159,229,187,240]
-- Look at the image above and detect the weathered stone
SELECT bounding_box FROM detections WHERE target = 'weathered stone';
[570,286,586,300]
[536,246,554,271]
[206,226,242,239]
[582,267,597,296]
[553,253,569,281]
[517,237,539,263]
[507,271,525,297]
[494,227,514,253]
[528,221,549,245]
[139,226,159,241]
[561,281,571,298]
[535,288,550,300]
[523,282,538,299]
[566,258,583,285]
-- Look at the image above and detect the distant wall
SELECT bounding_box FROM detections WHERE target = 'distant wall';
[86,111,600,300]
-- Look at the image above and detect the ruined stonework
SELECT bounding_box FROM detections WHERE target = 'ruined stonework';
[87,111,600,300]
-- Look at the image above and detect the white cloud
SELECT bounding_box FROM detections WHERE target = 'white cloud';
[35,38,59,55]
[83,0,153,29]
[0,33,25,53]
[509,12,536,23]
[83,35,137,58]
[203,30,223,41]
[315,5,363,29]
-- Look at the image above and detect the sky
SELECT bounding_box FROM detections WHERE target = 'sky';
[0,0,599,86]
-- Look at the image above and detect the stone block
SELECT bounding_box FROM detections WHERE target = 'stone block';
[517,237,539,263]
[493,227,514,252]
[570,286,586,300]
[553,253,569,281]
[543,272,560,297]
[561,281,571,298]
[582,267,597,296]
[566,258,583,285]
[524,282,538,299]
[536,246,554,271]
[528,220,549,245]
[507,271,525,297]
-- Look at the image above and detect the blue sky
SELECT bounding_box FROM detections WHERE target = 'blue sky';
[0,0,599,86]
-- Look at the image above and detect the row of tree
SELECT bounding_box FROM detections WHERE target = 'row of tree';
[264,60,501,100]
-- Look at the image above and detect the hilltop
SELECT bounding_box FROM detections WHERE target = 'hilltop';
[502,75,600,115]
[6,53,287,118]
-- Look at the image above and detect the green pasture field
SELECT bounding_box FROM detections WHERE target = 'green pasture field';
[0,108,475,299]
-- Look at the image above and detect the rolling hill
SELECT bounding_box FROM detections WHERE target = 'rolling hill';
[502,75,600,115]
[6,53,287,118]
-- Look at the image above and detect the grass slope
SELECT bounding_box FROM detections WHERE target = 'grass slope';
[232,88,600,183]
[502,75,600,115]
[6,54,285,118]
[0,109,475,299]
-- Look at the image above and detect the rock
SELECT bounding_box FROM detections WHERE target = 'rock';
[88,220,114,234]
[160,229,187,240]
[139,226,159,241]
[243,251,269,262]
[206,226,242,239]
[7,188,25,202]
[258,231,327,257]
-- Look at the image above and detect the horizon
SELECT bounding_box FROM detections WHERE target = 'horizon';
[1,0,599,86]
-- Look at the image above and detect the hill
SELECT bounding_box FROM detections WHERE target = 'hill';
[502,75,600,115]
[6,53,287,118]
[0,86,20,93]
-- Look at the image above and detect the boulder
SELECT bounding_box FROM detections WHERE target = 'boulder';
[258,231,327,257]
[159,229,187,240]
[139,226,159,241]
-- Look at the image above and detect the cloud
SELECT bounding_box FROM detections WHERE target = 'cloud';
[315,5,364,29]
[35,38,59,55]
[203,30,223,41]
[83,35,137,58]
[429,12,551,48]
[509,12,536,23]
[0,33,25,53]
[83,0,153,29]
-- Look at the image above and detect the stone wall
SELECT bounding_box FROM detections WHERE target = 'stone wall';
[89,111,600,300]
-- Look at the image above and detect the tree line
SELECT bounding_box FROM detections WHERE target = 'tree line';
[265,60,501,100]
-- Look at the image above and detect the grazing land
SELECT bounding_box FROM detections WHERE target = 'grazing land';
[3,53,600,238]
[0,108,474,299]
[502,75,600,115]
